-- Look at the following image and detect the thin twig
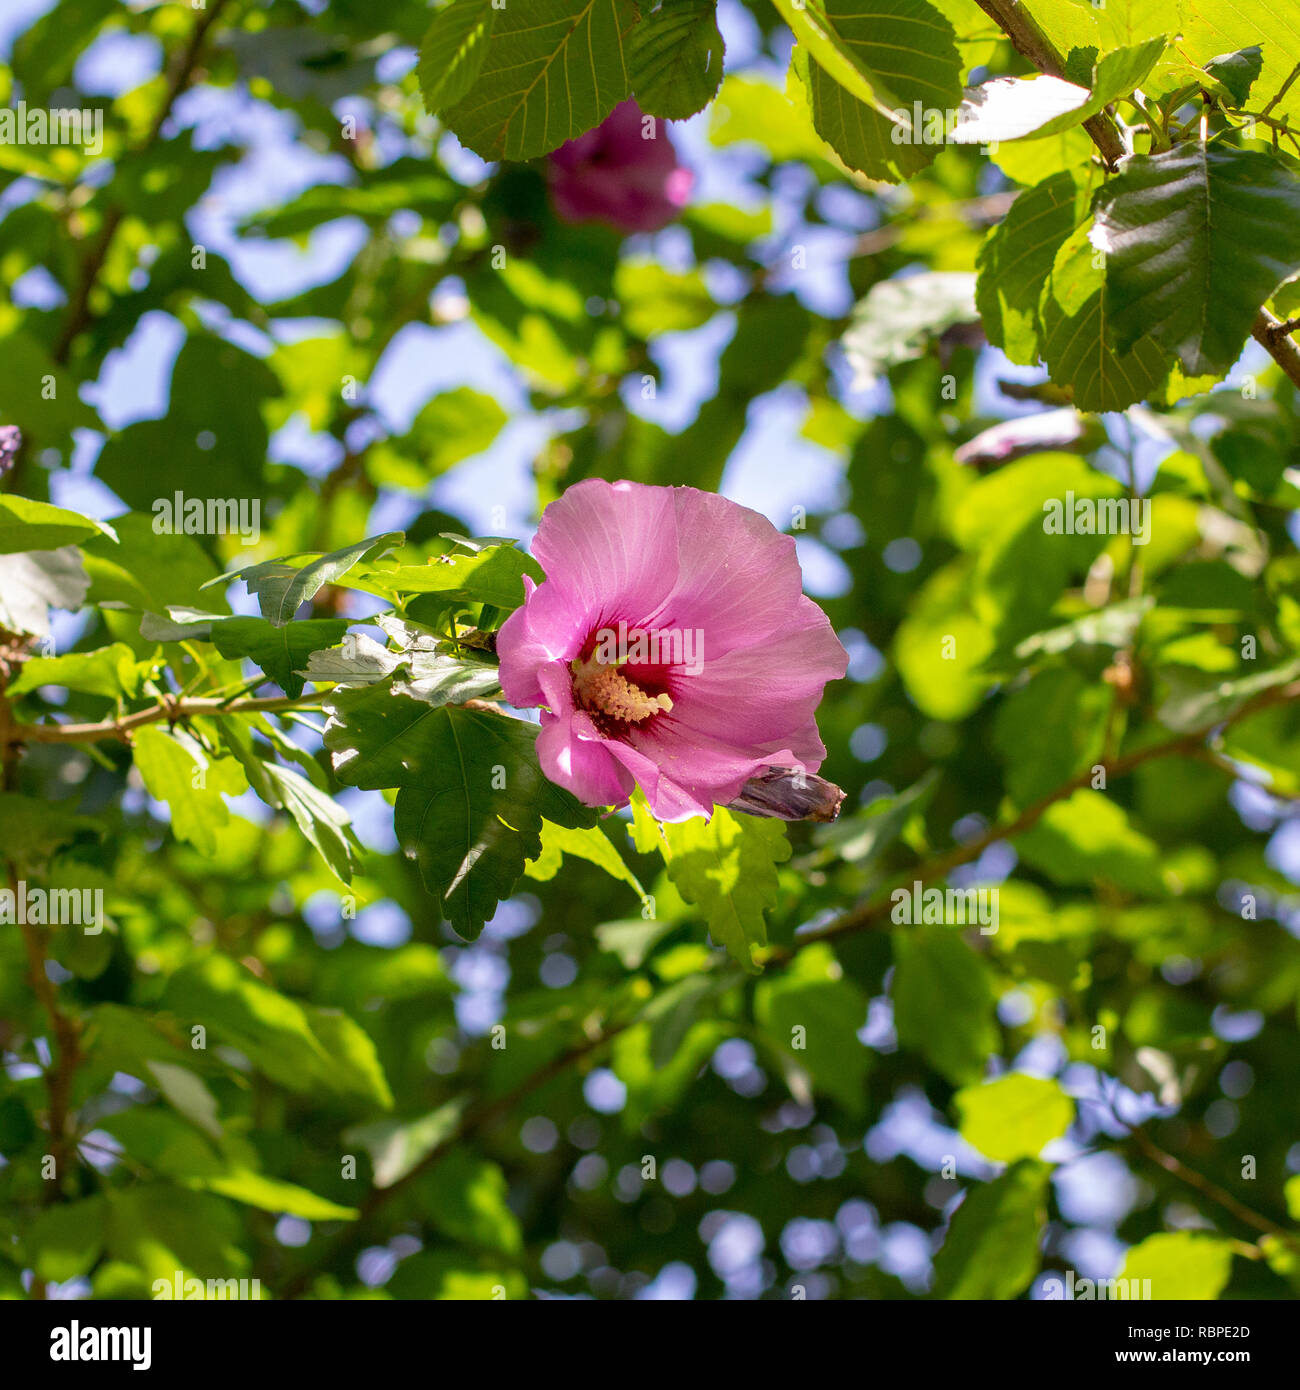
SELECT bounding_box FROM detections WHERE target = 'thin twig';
[3,694,314,746]
[277,1020,632,1299]
[777,677,1300,955]
[1130,1127,1300,1254]
[52,0,230,364]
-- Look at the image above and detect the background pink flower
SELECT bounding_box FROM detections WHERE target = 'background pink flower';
[498,480,848,822]
[547,99,693,234]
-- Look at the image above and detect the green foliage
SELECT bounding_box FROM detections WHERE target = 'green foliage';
[325,685,598,937]
[630,0,725,120]
[2,0,1299,1309]
[657,805,792,972]
[1094,145,1300,376]
[438,0,637,160]
[931,1162,1051,1299]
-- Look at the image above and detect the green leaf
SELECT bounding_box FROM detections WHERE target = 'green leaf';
[991,124,1093,185]
[325,686,598,937]
[642,974,728,1070]
[708,74,828,162]
[1084,0,1178,49]
[261,762,360,884]
[141,610,350,698]
[0,547,89,638]
[1013,788,1164,894]
[96,337,280,509]
[1093,145,1300,377]
[132,727,246,856]
[1179,1,1300,120]
[214,532,403,627]
[976,171,1082,366]
[755,943,870,1113]
[0,329,100,445]
[440,0,637,160]
[525,818,646,899]
[931,1162,1049,1299]
[212,616,350,698]
[1036,37,1167,137]
[596,918,674,970]
[1284,1173,1300,1221]
[104,1185,246,1287]
[200,1169,357,1221]
[416,1150,523,1256]
[164,956,393,1108]
[9,642,141,698]
[660,807,791,972]
[1202,45,1263,105]
[345,1100,466,1188]
[892,928,999,1085]
[1119,1231,1234,1298]
[795,47,935,183]
[353,542,542,610]
[774,0,960,129]
[816,769,938,871]
[387,1252,526,1300]
[843,272,978,388]
[0,1095,36,1155]
[893,562,996,721]
[613,261,716,338]
[82,513,226,615]
[1156,657,1300,732]
[0,495,116,554]
[630,0,724,120]
[25,1197,107,1283]
[301,627,503,710]
[993,667,1109,805]
[1040,223,1171,412]
[146,1060,224,1142]
[398,386,508,479]
[1011,596,1153,661]
[954,1073,1075,1161]
[950,75,1090,146]
[417,0,496,114]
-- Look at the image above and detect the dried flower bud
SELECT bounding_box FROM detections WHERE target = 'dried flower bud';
[727,767,847,823]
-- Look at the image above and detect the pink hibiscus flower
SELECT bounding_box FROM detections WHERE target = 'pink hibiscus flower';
[547,99,693,234]
[497,480,848,822]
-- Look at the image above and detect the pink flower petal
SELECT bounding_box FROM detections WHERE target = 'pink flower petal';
[530,478,680,623]
[497,480,847,817]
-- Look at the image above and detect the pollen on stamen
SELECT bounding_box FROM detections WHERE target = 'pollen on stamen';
[570,655,672,723]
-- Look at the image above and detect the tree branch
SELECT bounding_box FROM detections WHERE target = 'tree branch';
[277,1020,632,1299]
[1130,1126,1300,1254]
[973,0,1125,166]
[2,693,315,747]
[1,658,82,1279]
[781,677,1300,955]
[53,0,230,364]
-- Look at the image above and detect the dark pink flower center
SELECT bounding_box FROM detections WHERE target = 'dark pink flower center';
[569,624,677,733]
